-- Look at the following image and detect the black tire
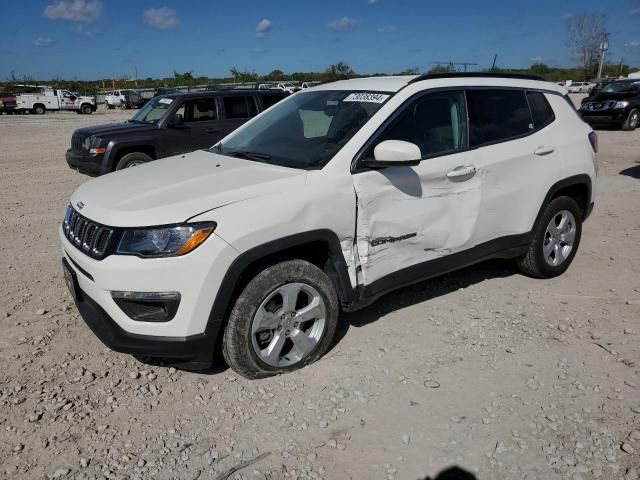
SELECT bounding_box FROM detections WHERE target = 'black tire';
[32,104,45,115]
[81,104,92,115]
[517,196,583,278]
[115,152,153,170]
[222,259,339,379]
[622,108,639,131]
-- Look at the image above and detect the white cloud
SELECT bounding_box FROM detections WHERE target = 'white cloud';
[33,38,55,47]
[529,56,544,63]
[368,0,379,4]
[144,7,179,29]
[624,41,640,48]
[327,17,359,32]
[377,25,397,33]
[631,8,640,15]
[256,19,272,38]
[44,0,102,23]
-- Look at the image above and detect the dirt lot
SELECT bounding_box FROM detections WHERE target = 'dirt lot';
[0,103,639,480]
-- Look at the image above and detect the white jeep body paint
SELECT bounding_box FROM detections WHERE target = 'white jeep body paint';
[62,74,596,346]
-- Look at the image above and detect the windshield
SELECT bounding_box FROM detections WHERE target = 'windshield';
[216,90,390,169]
[601,81,639,93]
[130,97,174,124]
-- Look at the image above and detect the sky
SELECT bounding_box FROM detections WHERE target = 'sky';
[0,0,638,80]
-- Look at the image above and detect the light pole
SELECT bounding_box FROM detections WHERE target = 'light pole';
[596,41,608,79]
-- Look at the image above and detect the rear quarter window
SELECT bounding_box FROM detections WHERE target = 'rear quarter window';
[467,89,533,147]
[526,91,555,129]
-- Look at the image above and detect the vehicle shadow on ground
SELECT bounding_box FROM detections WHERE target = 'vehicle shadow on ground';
[620,163,640,179]
[420,466,478,480]
[334,259,516,346]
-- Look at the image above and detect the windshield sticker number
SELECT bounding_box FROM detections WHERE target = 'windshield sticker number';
[158,98,173,105]
[343,93,390,103]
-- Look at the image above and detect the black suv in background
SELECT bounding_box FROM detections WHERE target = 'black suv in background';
[66,90,288,175]
[579,79,640,131]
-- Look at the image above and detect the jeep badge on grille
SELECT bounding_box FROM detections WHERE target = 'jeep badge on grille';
[76,201,84,210]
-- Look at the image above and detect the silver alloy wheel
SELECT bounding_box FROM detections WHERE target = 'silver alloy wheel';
[251,282,326,367]
[543,210,576,267]
[630,111,639,128]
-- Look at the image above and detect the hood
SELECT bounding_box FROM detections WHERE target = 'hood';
[586,91,635,102]
[70,150,307,227]
[74,121,155,138]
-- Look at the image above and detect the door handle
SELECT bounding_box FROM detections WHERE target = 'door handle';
[206,128,220,133]
[446,165,476,181]
[534,145,555,156]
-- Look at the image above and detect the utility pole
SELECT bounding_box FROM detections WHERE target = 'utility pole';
[596,40,608,79]
[491,54,498,71]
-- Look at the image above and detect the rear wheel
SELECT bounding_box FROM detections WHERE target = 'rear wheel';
[517,196,582,278]
[622,108,639,131]
[115,152,152,170]
[32,104,45,115]
[222,259,339,379]
[81,104,92,115]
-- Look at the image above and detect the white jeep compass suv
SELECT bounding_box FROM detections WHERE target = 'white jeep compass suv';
[60,73,597,379]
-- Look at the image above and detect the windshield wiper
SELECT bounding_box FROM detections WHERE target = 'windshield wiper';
[225,150,272,161]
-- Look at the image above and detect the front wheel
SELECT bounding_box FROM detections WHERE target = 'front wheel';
[81,104,93,115]
[222,259,339,379]
[517,196,583,278]
[115,152,152,170]
[622,108,639,131]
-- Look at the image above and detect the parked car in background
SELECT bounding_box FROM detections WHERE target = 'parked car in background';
[579,79,640,131]
[66,89,288,175]
[16,87,96,114]
[105,89,144,109]
[567,82,594,93]
[301,81,321,89]
[274,82,300,94]
[0,93,16,114]
[61,73,597,378]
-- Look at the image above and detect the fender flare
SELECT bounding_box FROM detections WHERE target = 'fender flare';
[203,230,355,337]
[102,139,159,174]
[532,174,593,229]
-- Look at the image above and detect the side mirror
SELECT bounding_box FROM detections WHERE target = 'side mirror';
[363,140,421,168]
[168,113,185,127]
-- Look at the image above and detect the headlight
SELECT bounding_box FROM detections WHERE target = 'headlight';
[614,101,629,109]
[82,137,92,150]
[116,222,216,258]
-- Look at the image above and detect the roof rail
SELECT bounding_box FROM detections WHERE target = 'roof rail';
[409,72,545,83]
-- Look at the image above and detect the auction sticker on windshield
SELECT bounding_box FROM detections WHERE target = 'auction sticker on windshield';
[158,98,173,105]
[343,93,390,103]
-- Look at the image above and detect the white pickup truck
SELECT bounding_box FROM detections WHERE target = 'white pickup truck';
[16,88,96,114]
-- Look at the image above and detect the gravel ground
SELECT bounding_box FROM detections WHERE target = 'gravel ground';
[0,102,639,480]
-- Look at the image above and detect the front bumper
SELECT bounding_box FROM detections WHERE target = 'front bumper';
[60,225,238,368]
[580,111,627,125]
[70,271,215,367]
[66,149,103,176]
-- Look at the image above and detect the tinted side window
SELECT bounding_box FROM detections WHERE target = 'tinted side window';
[367,90,467,158]
[467,89,533,147]
[185,98,218,122]
[262,94,284,109]
[527,91,555,129]
[223,96,256,119]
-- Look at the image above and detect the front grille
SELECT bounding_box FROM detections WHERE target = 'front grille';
[71,134,85,151]
[583,101,615,111]
[63,206,115,259]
